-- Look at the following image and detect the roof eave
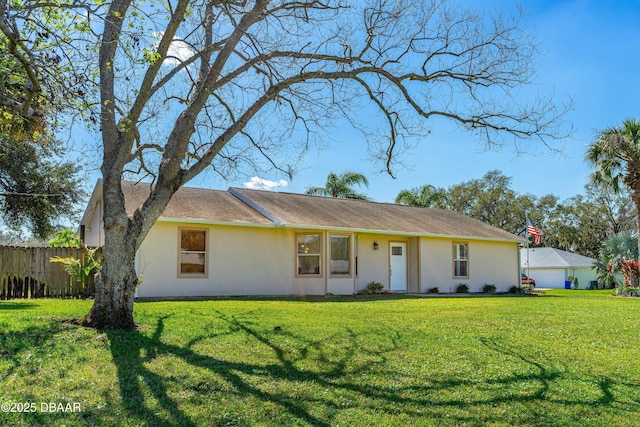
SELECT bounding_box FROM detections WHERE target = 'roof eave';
[155,218,520,242]
[156,217,277,229]
[78,178,103,231]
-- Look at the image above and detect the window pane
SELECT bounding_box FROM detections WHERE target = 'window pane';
[298,234,321,254]
[392,246,403,256]
[453,243,467,260]
[180,229,207,276]
[297,234,322,275]
[330,235,349,260]
[455,260,468,277]
[298,255,320,275]
[181,252,205,274]
[459,244,467,259]
[181,230,206,251]
[331,235,350,275]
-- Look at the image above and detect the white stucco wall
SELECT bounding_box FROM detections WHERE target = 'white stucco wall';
[131,222,519,298]
[571,267,597,289]
[136,222,327,297]
[420,237,519,293]
[83,200,104,247]
[524,267,596,289]
[526,269,565,288]
[355,234,391,292]
[352,234,419,293]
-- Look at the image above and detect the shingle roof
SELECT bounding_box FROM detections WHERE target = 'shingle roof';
[230,188,521,241]
[121,181,272,226]
[520,247,596,268]
[119,181,521,241]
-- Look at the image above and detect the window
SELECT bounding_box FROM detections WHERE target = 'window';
[179,229,207,276]
[330,234,351,276]
[297,233,322,275]
[453,242,468,278]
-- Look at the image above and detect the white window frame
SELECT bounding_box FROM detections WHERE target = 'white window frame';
[296,233,323,277]
[452,242,469,279]
[330,234,351,277]
[178,228,208,278]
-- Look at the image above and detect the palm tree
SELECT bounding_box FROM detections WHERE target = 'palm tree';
[395,184,448,208]
[593,230,638,288]
[305,171,370,200]
[586,118,640,255]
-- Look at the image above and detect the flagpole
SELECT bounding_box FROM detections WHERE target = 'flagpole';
[526,215,530,287]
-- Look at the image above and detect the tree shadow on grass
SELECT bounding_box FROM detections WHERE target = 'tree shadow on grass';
[0,320,94,426]
[0,301,39,310]
[105,311,402,426]
[103,313,640,426]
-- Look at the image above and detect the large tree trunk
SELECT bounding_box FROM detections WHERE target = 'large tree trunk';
[81,177,143,330]
[82,230,139,329]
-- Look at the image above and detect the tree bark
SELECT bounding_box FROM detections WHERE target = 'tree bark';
[81,178,141,329]
[82,240,138,329]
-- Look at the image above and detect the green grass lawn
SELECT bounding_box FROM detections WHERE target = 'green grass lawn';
[1,290,639,426]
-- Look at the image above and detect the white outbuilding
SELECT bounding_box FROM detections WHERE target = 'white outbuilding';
[520,247,598,289]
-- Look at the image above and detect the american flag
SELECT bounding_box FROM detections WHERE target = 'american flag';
[527,216,542,245]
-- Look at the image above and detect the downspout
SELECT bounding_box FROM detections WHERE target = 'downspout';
[324,231,328,296]
[354,233,358,295]
[517,242,523,290]
[98,200,103,246]
[417,237,422,293]
[134,250,139,298]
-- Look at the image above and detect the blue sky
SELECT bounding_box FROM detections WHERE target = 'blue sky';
[71,0,639,205]
[201,0,638,203]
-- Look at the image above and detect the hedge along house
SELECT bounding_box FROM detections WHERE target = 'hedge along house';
[79,180,523,298]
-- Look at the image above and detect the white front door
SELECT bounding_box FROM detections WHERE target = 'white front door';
[390,242,407,292]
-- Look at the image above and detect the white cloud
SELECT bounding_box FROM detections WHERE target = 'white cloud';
[153,32,194,66]
[243,176,289,191]
[165,38,194,66]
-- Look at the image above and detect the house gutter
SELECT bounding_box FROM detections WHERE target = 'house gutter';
[155,217,278,229]
[153,217,523,244]
[269,223,524,244]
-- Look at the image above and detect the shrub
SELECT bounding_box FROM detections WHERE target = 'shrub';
[358,281,387,295]
[615,287,640,298]
[50,245,101,296]
[508,285,520,294]
[48,229,82,248]
[455,283,469,293]
[620,259,640,287]
[521,284,534,294]
[427,287,439,294]
[482,284,497,294]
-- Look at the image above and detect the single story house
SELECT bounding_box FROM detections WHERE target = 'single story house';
[520,247,597,289]
[80,180,523,298]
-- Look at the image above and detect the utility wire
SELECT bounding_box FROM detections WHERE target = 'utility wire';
[0,192,66,197]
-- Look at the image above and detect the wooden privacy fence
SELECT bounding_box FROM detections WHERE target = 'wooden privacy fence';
[0,246,95,299]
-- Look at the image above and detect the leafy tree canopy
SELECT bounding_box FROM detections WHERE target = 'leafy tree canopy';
[394,184,448,208]
[306,171,370,200]
[405,170,635,258]
[0,136,81,238]
[48,229,82,248]
[0,1,94,141]
[586,118,640,258]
